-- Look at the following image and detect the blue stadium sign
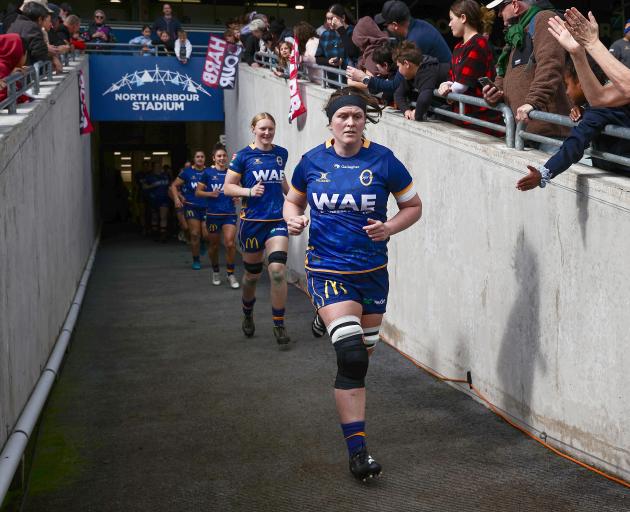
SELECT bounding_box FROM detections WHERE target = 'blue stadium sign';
[89,55,224,122]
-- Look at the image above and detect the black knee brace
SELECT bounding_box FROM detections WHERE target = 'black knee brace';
[334,335,369,390]
[244,261,263,274]
[267,251,287,265]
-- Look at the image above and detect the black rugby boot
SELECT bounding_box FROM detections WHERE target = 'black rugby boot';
[349,447,382,482]
[242,315,255,337]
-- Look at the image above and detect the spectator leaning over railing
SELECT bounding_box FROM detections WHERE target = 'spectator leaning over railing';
[0,33,27,106]
[551,8,630,107]
[516,54,630,191]
[482,0,570,149]
[272,40,292,78]
[609,18,630,69]
[242,18,267,67]
[42,8,64,72]
[394,41,450,121]
[293,21,322,84]
[85,10,112,46]
[375,0,452,64]
[129,25,156,56]
[153,3,182,43]
[346,42,404,104]
[350,16,389,80]
[56,13,82,50]
[316,4,359,70]
[8,1,50,64]
[175,29,191,64]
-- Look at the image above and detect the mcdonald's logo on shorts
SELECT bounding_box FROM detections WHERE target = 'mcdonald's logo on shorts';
[208,223,218,232]
[245,237,260,250]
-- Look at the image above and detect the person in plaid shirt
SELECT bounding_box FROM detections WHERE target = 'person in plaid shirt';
[315,3,360,85]
[438,0,496,123]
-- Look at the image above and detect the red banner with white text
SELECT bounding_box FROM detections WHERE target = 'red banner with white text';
[288,37,306,124]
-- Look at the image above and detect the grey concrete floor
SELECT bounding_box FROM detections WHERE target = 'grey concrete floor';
[22,230,630,512]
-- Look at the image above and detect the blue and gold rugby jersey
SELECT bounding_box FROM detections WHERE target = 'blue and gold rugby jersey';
[291,139,416,274]
[144,172,170,203]
[229,144,289,221]
[178,166,208,209]
[200,167,236,216]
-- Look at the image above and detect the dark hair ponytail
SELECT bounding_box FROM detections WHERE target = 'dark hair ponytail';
[327,3,356,26]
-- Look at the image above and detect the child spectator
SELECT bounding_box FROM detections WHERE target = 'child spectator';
[174,29,191,64]
[517,55,630,191]
[129,25,156,56]
[153,30,174,56]
[223,28,237,44]
[273,40,292,78]
[394,41,449,121]
[347,42,404,104]
[351,16,389,77]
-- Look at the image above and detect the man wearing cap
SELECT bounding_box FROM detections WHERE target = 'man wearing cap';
[482,0,570,144]
[374,0,451,64]
[609,20,630,69]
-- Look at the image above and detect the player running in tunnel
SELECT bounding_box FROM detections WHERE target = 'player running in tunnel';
[196,143,240,289]
[283,87,422,481]
[170,150,209,270]
[224,113,292,348]
[143,163,171,242]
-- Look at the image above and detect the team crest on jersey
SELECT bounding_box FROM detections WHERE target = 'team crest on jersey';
[360,169,373,187]
[276,156,283,167]
[316,172,331,183]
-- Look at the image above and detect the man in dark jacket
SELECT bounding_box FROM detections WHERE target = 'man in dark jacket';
[8,2,50,64]
[152,3,182,42]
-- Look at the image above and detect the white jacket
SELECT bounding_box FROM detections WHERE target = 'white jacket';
[174,38,192,61]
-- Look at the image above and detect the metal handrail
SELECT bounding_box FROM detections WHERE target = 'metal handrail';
[0,61,53,115]
[516,110,630,170]
[254,51,309,81]
[428,91,516,149]
[84,42,209,57]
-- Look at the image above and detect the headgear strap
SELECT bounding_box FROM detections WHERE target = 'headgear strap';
[325,95,368,122]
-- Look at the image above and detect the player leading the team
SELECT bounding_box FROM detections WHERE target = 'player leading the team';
[283,87,422,480]
[224,113,292,348]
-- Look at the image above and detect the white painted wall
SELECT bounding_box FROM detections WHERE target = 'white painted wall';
[226,65,630,480]
[0,58,96,448]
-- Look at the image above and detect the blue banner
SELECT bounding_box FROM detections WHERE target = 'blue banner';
[89,55,224,122]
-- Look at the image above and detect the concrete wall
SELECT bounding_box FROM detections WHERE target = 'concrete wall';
[225,65,630,480]
[0,58,96,448]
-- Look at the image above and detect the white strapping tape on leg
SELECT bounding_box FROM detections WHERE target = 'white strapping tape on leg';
[327,315,362,345]
[363,326,381,347]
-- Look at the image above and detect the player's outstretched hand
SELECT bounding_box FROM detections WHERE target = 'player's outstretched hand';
[287,215,309,235]
[516,165,542,191]
[363,218,391,242]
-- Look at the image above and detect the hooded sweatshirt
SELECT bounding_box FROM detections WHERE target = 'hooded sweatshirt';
[0,34,25,104]
[352,16,389,76]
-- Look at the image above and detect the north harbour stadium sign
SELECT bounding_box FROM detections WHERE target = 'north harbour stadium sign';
[111,93,203,112]
[89,55,224,122]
